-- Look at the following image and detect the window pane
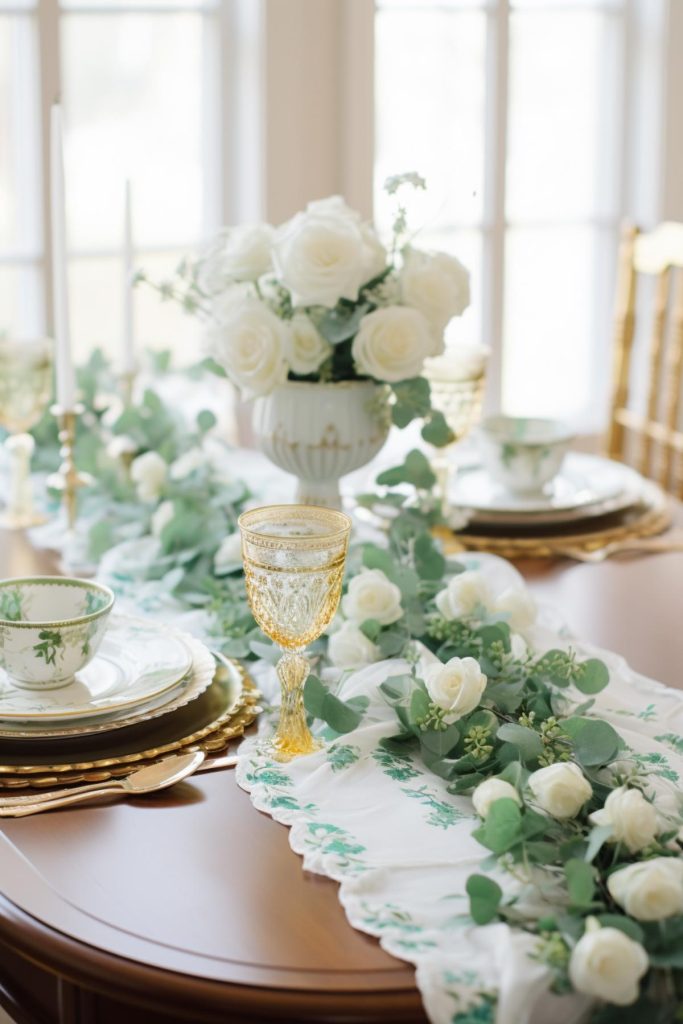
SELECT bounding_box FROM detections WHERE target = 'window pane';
[68,251,202,366]
[507,9,621,221]
[0,265,44,336]
[0,14,41,255]
[374,7,486,232]
[502,226,613,427]
[61,12,211,251]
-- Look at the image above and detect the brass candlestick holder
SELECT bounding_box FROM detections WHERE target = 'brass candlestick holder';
[47,404,94,530]
[120,368,136,406]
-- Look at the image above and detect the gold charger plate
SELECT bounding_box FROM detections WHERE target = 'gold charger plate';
[0,654,261,790]
[436,479,671,559]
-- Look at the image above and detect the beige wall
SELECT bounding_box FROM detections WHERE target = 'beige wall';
[262,0,374,223]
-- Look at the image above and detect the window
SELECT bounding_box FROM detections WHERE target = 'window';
[374,0,668,431]
[0,0,225,364]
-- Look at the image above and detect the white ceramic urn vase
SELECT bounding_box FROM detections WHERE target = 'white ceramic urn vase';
[252,380,390,508]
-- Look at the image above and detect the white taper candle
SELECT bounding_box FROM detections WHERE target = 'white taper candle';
[50,104,76,410]
[122,179,136,375]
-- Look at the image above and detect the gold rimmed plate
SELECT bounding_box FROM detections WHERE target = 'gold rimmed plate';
[0,615,193,722]
[0,653,261,788]
[0,635,215,740]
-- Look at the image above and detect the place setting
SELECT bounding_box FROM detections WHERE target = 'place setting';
[0,575,261,805]
[435,413,677,561]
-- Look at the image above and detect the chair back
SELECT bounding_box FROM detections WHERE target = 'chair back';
[607,221,683,494]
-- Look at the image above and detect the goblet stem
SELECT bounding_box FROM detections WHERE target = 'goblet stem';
[433,452,452,519]
[270,651,322,762]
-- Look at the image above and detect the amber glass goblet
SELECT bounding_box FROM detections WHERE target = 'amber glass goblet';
[239,504,351,762]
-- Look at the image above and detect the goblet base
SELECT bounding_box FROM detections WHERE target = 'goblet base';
[0,509,48,530]
[259,732,323,764]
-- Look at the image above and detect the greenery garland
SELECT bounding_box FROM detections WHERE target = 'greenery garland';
[15,352,683,1020]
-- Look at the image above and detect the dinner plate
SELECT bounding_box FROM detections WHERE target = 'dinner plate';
[0,635,215,739]
[0,615,193,722]
[450,453,644,525]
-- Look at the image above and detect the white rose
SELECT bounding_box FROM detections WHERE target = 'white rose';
[106,434,137,462]
[589,787,659,853]
[400,247,470,336]
[352,306,436,383]
[568,918,648,1006]
[528,762,592,819]
[341,569,403,627]
[423,656,487,724]
[170,448,207,480]
[151,500,174,538]
[209,298,288,398]
[213,532,243,576]
[493,586,537,630]
[472,778,521,818]
[434,570,493,621]
[130,451,168,503]
[328,621,380,669]
[210,282,254,325]
[197,225,274,293]
[284,315,331,375]
[426,343,489,383]
[510,633,529,661]
[273,200,383,308]
[607,857,683,921]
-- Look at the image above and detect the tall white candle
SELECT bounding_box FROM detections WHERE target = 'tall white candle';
[122,179,136,375]
[50,105,76,411]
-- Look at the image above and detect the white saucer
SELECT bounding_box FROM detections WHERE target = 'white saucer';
[450,453,645,525]
[0,615,193,722]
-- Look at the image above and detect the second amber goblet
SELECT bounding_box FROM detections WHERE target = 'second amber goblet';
[239,504,351,762]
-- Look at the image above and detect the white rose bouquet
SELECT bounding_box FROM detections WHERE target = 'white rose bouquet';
[143,174,471,446]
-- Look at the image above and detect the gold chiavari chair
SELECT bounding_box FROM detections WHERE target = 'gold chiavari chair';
[607,221,683,495]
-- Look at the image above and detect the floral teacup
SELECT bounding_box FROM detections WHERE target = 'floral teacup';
[479,416,574,496]
[0,577,114,690]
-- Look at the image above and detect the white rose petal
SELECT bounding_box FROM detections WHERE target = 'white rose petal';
[151,500,174,538]
[400,247,470,336]
[434,570,493,621]
[472,778,521,818]
[197,225,274,293]
[568,918,648,1006]
[328,621,381,669]
[352,306,438,384]
[106,434,137,461]
[214,532,243,576]
[589,787,659,853]
[493,586,537,631]
[607,857,683,922]
[423,656,487,724]
[285,314,332,376]
[170,448,207,480]
[130,451,168,503]
[341,569,403,627]
[273,199,384,308]
[209,298,289,398]
[528,762,592,819]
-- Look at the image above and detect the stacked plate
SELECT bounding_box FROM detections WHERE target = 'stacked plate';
[448,453,670,557]
[0,615,216,742]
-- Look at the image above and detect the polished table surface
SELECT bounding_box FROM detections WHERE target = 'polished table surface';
[0,528,681,1024]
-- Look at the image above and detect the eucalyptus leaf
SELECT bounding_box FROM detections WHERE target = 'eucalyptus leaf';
[472,798,522,854]
[496,723,543,761]
[574,658,610,694]
[562,717,623,766]
[466,874,503,925]
[421,410,455,447]
[376,449,437,490]
[565,858,596,907]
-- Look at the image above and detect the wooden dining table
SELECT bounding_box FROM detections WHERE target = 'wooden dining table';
[0,526,681,1024]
